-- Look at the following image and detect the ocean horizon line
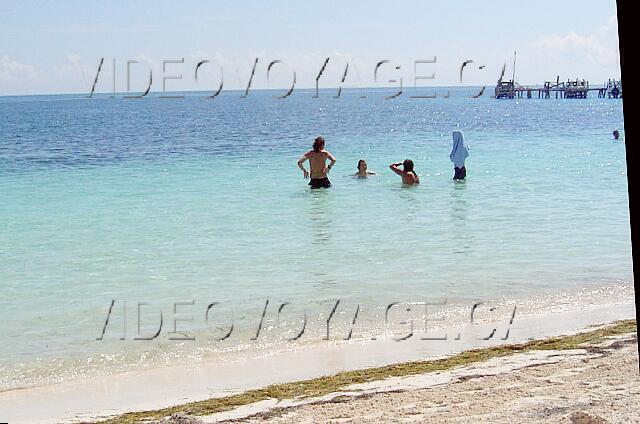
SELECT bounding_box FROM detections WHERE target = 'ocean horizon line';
[0,85,487,99]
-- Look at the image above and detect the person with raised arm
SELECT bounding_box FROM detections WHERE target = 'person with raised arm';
[389,159,420,185]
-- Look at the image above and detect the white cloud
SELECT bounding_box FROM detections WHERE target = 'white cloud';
[519,16,621,84]
[530,31,616,67]
[50,54,101,92]
[0,55,37,81]
[598,15,618,37]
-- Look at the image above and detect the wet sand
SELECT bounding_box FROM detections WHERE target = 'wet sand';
[178,331,640,423]
[0,302,635,423]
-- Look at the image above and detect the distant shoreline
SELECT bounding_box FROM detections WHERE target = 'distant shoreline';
[0,85,625,99]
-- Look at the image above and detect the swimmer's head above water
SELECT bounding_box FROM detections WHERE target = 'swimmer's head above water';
[402,159,415,173]
[313,136,325,152]
[613,129,620,140]
[355,159,376,177]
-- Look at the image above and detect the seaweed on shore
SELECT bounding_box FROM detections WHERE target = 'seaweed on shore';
[98,319,636,424]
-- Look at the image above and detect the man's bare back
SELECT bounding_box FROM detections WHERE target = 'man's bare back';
[297,137,337,189]
[305,150,333,179]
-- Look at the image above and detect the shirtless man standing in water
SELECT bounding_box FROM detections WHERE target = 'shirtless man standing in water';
[297,136,337,188]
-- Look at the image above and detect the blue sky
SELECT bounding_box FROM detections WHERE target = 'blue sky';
[0,0,620,95]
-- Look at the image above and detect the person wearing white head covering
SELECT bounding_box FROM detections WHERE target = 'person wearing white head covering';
[450,130,469,180]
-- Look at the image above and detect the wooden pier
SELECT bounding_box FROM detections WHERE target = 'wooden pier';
[495,76,622,99]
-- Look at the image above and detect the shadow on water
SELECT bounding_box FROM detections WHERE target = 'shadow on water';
[397,184,420,223]
[449,180,473,254]
[306,188,333,248]
[303,188,340,291]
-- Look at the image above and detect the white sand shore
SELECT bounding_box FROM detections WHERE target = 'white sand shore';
[204,332,638,423]
[0,302,635,424]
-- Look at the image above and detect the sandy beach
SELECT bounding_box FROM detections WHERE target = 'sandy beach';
[152,323,640,424]
[1,302,635,424]
[209,329,639,424]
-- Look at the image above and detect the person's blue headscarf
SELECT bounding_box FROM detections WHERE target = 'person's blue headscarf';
[450,130,469,168]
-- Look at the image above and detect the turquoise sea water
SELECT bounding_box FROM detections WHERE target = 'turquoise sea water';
[0,88,631,388]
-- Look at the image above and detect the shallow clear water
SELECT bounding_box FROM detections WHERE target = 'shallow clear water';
[0,88,632,388]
